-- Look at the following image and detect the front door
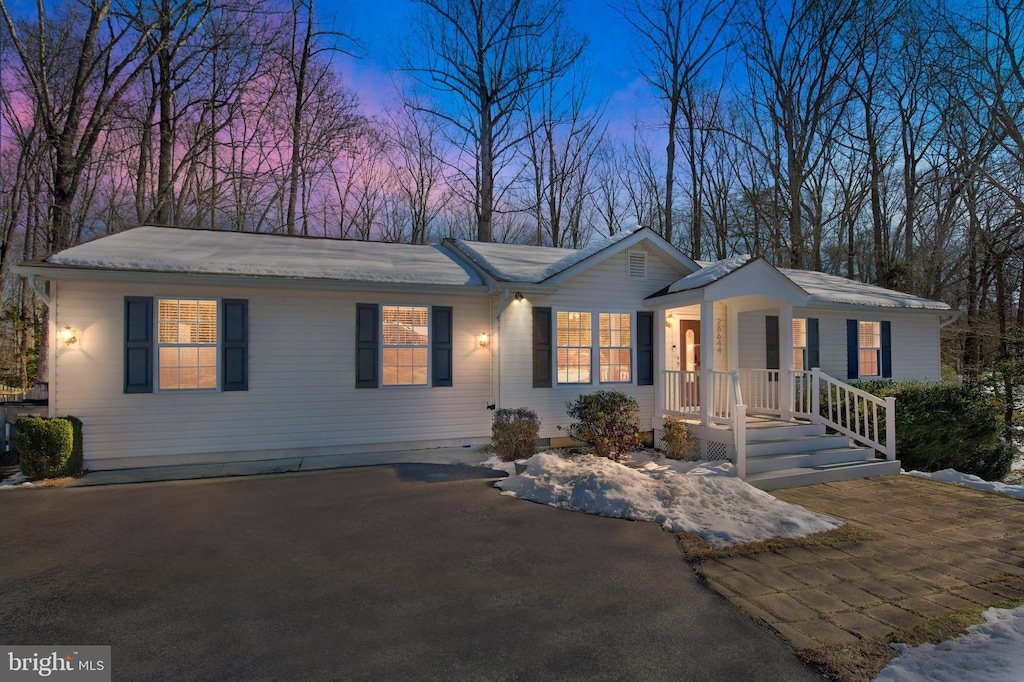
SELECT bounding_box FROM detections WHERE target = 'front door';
[679,320,700,406]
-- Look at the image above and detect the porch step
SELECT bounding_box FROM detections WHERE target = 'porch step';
[746,458,901,490]
[746,433,850,457]
[745,423,826,441]
[745,446,876,475]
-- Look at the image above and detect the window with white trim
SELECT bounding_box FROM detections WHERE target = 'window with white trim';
[859,321,881,376]
[599,313,632,382]
[792,318,807,370]
[557,311,592,383]
[381,305,429,386]
[157,298,218,390]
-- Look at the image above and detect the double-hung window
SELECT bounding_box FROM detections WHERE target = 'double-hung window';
[381,305,429,386]
[792,318,807,370]
[157,298,218,390]
[858,321,881,376]
[557,311,592,384]
[599,313,632,383]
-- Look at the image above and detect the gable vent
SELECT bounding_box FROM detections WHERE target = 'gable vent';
[627,250,648,280]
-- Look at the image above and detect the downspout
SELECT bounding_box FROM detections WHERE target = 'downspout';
[938,312,961,329]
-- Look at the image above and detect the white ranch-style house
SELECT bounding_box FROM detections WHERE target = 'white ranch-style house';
[17,225,953,488]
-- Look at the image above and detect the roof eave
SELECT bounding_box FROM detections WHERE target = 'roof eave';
[14,262,491,297]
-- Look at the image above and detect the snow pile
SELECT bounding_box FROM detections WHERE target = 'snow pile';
[874,604,1024,682]
[495,452,842,547]
[0,471,32,489]
[478,455,518,476]
[905,469,1024,500]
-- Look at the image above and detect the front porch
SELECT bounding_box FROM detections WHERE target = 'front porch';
[647,266,899,488]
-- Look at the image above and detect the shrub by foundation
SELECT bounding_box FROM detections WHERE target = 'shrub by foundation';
[492,408,540,462]
[16,416,74,481]
[566,391,643,462]
[852,381,1015,481]
[60,415,84,475]
[661,418,699,460]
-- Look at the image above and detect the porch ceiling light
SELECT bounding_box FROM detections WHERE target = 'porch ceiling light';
[59,325,79,347]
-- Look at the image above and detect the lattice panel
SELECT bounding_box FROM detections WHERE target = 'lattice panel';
[700,440,729,462]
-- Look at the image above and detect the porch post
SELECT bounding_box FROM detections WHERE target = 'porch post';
[700,300,714,425]
[780,303,794,420]
[654,309,666,430]
[727,303,739,371]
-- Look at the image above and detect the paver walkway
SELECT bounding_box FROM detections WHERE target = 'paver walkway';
[697,475,1024,650]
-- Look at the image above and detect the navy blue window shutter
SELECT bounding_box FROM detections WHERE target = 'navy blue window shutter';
[533,307,552,388]
[847,320,859,380]
[637,311,654,386]
[356,304,378,388]
[432,306,453,387]
[807,318,820,370]
[765,316,780,370]
[124,297,153,394]
[881,321,892,379]
[222,299,248,391]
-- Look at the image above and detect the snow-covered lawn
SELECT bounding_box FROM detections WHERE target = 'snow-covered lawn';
[905,469,1024,500]
[874,603,1024,682]
[488,451,841,548]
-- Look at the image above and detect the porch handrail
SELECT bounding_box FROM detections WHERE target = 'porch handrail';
[731,371,747,479]
[664,369,700,415]
[795,368,896,460]
[736,369,782,415]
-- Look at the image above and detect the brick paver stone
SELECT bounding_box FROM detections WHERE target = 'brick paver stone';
[789,618,861,646]
[829,611,895,640]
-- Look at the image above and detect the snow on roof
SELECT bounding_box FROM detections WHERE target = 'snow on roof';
[453,228,641,283]
[782,268,950,310]
[44,226,484,287]
[665,254,752,294]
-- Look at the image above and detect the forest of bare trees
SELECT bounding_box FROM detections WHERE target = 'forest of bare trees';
[1,0,1023,405]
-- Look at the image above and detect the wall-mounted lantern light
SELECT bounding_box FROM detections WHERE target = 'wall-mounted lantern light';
[665,313,675,328]
[514,292,524,302]
[59,325,80,347]
[478,331,489,348]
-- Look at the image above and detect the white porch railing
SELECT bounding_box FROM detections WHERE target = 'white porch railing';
[664,370,700,416]
[736,369,782,415]
[793,368,896,460]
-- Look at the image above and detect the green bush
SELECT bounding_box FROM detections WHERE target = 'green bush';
[661,418,698,460]
[851,381,1015,481]
[491,408,540,462]
[566,391,643,462]
[60,415,84,475]
[15,416,74,481]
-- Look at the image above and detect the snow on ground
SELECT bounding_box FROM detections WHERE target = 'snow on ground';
[874,604,1024,682]
[494,451,842,548]
[478,455,518,476]
[905,469,1024,500]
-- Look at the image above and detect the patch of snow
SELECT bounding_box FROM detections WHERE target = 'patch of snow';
[904,469,1024,500]
[478,456,518,476]
[0,471,33,489]
[45,226,483,286]
[666,254,751,293]
[494,452,842,547]
[453,228,641,283]
[782,268,950,310]
[874,604,1024,682]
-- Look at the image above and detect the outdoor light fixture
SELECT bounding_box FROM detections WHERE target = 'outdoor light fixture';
[514,292,524,302]
[478,331,489,348]
[59,325,79,347]
[666,313,675,328]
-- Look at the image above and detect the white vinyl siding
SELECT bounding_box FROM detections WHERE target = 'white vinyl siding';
[501,245,692,439]
[737,307,941,381]
[51,280,492,470]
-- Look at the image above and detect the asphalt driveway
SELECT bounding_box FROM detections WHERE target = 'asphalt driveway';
[0,464,821,681]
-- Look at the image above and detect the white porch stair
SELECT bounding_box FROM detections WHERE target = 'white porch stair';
[740,421,900,490]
